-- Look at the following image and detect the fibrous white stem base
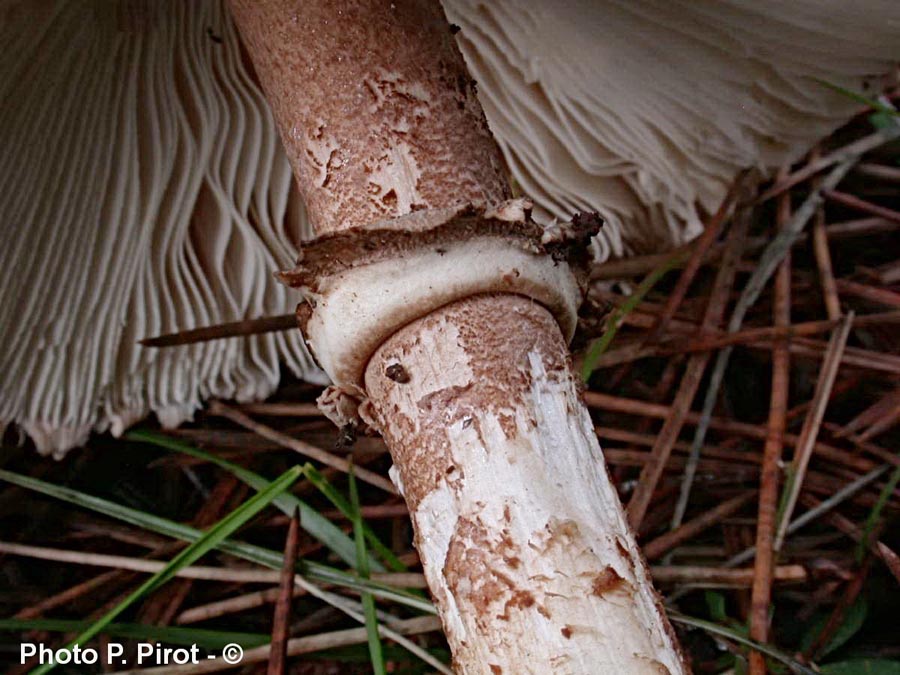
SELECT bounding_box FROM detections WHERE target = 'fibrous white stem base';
[365,294,684,674]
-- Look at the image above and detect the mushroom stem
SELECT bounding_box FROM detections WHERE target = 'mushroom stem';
[229,0,684,671]
[227,0,509,232]
[366,294,683,672]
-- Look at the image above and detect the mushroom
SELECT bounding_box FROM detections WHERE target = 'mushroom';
[228,1,683,669]
[1,0,897,456]
[2,0,898,667]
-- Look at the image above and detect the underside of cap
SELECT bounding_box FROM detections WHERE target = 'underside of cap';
[446,0,900,257]
[1,0,898,456]
[0,0,323,456]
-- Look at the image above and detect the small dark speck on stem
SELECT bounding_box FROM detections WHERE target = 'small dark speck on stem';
[386,363,410,383]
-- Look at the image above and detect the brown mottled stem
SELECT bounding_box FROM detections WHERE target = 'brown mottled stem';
[230,1,684,671]
[228,0,509,232]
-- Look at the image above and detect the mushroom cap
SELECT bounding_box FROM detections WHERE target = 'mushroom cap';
[2,0,898,456]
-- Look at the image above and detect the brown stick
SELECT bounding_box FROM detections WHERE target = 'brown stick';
[598,427,762,465]
[627,205,750,529]
[810,150,842,321]
[14,570,124,620]
[643,491,757,561]
[137,246,900,365]
[602,449,758,478]
[835,279,900,308]
[651,565,807,586]
[589,310,900,370]
[823,423,900,470]
[591,216,899,281]
[863,259,900,285]
[854,162,900,183]
[782,337,900,376]
[644,172,745,343]
[835,388,900,441]
[587,392,881,474]
[140,303,900,356]
[591,242,703,281]
[822,188,900,225]
[269,508,301,675]
[237,402,323,417]
[177,587,284,625]
[824,216,900,238]
[774,313,854,551]
[118,616,445,675]
[209,400,397,494]
[757,129,899,202]
[138,475,243,626]
[799,494,900,584]
[807,557,872,661]
[749,167,792,674]
[597,286,900,336]
[140,314,296,347]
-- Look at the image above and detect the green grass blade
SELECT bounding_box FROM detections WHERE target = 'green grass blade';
[581,249,687,381]
[31,466,301,675]
[822,659,900,675]
[859,454,900,562]
[670,612,819,675]
[0,619,269,650]
[300,463,406,572]
[775,464,797,538]
[800,597,868,659]
[814,79,900,117]
[349,463,386,675]
[126,429,373,570]
[0,467,435,614]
